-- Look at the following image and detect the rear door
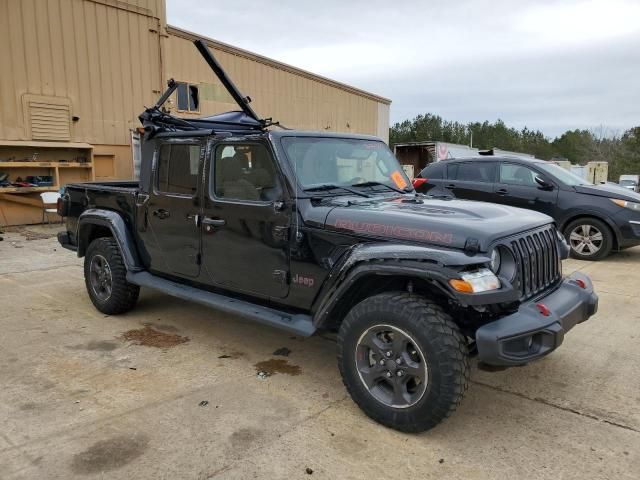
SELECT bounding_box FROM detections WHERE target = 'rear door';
[444,161,496,201]
[146,139,203,278]
[492,162,558,216]
[200,140,290,298]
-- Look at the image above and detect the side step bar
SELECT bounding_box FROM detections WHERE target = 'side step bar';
[127,271,316,337]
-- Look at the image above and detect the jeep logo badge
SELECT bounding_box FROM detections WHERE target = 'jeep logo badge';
[292,274,314,288]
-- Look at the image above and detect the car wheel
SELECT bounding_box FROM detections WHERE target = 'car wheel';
[337,292,469,432]
[564,218,613,261]
[84,237,140,314]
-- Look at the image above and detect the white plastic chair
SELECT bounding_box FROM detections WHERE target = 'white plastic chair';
[40,191,61,224]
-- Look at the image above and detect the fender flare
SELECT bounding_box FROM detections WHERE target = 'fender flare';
[77,209,143,271]
[310,243,514,328]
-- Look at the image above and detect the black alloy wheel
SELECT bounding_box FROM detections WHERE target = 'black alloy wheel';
[355,324,428,408]
[88,254,113,302]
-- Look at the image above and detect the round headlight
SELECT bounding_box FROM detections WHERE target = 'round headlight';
[490,248,501,273]
[494,246,517,281]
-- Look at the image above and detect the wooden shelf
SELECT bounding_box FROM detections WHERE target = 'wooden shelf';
[0,161,92,168]
[0,186,57,193]
[0,140,95,226]
[0,140,92,149]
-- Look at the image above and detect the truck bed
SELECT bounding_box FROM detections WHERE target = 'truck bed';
[62,181,141,247]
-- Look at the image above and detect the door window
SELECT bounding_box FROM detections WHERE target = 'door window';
[156,144,201,195]
[213,144,282,201]
[422,161,444,179]
[448,162,495,182]
[499,163,538,187]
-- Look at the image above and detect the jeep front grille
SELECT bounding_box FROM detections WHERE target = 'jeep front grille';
[505,226,562,301]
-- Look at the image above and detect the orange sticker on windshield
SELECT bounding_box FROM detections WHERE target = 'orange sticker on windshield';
[391,170,408,189]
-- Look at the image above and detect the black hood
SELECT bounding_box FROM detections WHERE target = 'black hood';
[305,196,553,252]
[575,184,640,202]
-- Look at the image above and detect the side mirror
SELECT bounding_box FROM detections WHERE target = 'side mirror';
[535,175,553,190]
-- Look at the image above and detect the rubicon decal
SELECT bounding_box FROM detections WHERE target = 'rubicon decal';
[334,219,453,244]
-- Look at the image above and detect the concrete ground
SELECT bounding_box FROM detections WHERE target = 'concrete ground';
[0,224,638,479]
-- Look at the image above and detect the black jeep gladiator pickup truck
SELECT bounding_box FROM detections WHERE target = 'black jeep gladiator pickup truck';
[57,40,598,432]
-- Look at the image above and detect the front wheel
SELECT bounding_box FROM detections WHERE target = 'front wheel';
[337,292,469,433]
[84,237,140,314]
[564,218,613,261]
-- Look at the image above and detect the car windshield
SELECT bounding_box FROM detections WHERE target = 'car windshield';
[281,137,411,193]
[620,180,637,186]
[537,162,593,186]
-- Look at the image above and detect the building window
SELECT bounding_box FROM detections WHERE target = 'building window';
[176,82,199,112]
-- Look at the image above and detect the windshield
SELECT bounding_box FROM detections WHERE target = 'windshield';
[537,162,593,186]
[620,180,637,186]
[281,137,411,193]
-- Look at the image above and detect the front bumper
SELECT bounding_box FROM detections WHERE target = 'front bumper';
[613,209,640,248]
[475,272,598,366]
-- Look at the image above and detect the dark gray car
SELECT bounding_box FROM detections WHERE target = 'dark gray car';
[414,157,640,260]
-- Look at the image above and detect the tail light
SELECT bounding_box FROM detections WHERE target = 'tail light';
[412,178,427,188]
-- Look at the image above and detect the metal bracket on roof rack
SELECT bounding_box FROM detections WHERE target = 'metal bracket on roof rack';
[192,39,262,124]
[139,38,276,139]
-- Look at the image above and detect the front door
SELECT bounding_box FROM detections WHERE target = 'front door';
[201,141,290,298]
[492,162,558,217]
[147,139,203,278]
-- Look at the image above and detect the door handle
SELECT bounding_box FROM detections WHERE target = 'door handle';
[496,189,509,196]
[153,209,170,219]
[446,184,456,189]
[202,217,225,234]
[202,217,226,227]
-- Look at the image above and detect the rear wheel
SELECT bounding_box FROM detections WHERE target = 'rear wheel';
[564,218,613,261]
[337,292,469,432]
[84,237,139,314]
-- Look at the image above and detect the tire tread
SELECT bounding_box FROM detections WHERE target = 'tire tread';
[84,237,139,315]
[337,292,469,432]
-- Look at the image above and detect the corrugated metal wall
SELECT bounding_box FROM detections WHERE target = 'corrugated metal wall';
[0,0,390,149]
[165,27,389,140]
[0,0,165,145]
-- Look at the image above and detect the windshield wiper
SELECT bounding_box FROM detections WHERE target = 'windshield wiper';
[351,180,409,194]
[304,183,370,197]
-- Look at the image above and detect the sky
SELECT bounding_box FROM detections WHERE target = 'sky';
[166,0,640,139]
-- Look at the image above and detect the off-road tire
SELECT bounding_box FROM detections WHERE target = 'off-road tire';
[337,292,469,433]
[563,217,613,261]
[84,237,139,314]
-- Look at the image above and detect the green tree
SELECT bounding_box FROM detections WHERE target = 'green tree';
[389,114,640,181]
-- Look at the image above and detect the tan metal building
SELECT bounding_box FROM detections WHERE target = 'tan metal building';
[0,0,390,226]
